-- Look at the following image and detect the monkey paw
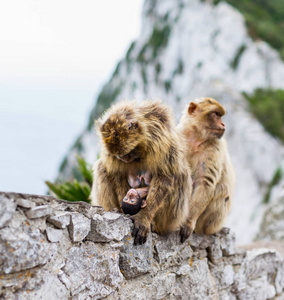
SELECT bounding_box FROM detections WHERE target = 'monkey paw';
[130,216,150,245]
[180,225,193,243]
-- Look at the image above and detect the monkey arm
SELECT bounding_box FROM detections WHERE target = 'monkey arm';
[91,159,127,211]
[181,158,222,238]
[186,165,221,233]
[131,175,173,245]
[179,177,217,242]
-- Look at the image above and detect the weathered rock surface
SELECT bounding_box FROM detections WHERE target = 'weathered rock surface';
[25,205,53,219]
[0,195,16,228]
[257,195,284,241]
[0,192,284,300]
[68,212,91,242]
[47,212,71,229]
[86,211,132,242]
[46,226,63,243]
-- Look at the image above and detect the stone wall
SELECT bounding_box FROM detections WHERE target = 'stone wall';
[1,192,284,300]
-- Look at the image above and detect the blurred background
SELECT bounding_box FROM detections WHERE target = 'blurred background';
[1,0,284,244]
[0,0,143,194]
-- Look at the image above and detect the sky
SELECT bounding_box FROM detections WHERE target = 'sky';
[0,0,143,194]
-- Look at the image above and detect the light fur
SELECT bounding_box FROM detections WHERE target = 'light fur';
[91,100,192,242]
[177,97,235,235]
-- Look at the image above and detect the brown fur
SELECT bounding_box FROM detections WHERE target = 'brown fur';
[177,97,235,236]
[91,100,192,244]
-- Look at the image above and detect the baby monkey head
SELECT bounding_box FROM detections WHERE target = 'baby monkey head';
[99,114,142,163]
[121,188,148,215]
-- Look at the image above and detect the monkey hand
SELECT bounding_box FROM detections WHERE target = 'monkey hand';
[180,224,193,243]
[130,215,150,245]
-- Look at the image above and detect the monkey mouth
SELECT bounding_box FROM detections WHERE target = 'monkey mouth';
[210,127,225,131]
[210,128,225,133]
[116,148,141,163]
[214,130,225,138]
[117,153,140,163]
[209,127,225,138]
[117,155,135,163]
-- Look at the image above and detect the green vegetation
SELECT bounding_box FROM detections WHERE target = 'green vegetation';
[46,156,93,203]
[176,95,182,103]
[164,80,172,93]
[263,167,282,203]
[126,41,136,61]
[149,25,171,58]
[113,61,121,78]
[59,156,68,173]
[177,59,184,74]
[141,67,148,89]
[88,84,122,130]
[73,137,84,153]
[173,59,184,76]
[244,88,284,142]
[131,81,137,93]
[213,0,284,60]
[155,62,162,76]
[138,25,171,62]
[230,44,247,69]
[197,61,203,69]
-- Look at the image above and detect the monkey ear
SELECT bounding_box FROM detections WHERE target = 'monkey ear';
[188,102,198,115]
[141,199,147,208]
[128,121,139,130]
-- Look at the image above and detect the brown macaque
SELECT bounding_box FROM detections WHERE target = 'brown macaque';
[121,170,151,215]
[177,97,235,239]
[91,100,192,245]
[121,187,148,215]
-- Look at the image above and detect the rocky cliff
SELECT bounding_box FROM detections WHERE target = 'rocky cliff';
[59,0,284,244]
[1,192,284,300]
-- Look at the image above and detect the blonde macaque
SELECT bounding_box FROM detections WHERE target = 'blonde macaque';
[121,187,148,215]
[177,97,235,237]
[121,170,151,215]
[91,100,192,245]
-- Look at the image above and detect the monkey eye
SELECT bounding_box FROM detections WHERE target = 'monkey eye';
[213,111,222,117]
[128,121,138,130]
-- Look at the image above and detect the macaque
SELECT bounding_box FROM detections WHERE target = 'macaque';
[121,170,151,215]
[121,187,148,215]
[91,100,192,245]
[177,97,235,238]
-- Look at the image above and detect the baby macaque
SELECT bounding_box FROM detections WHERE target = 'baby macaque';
[121,170,151,215]
[121,187,148,215]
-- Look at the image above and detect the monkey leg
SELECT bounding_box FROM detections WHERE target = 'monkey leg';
[130,176,173,245]
[195,182,231,235]
[91,159,125,211]
[131,174,190,245]
[183,177,217,240]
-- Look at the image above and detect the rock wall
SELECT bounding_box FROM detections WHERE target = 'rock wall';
[1,192,284,300]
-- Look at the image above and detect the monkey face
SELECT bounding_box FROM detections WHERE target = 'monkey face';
[100,115,142,160]
[207,111,225,138]
[187,98,226,140]
[121,188,147,215]
[116,147,141,163]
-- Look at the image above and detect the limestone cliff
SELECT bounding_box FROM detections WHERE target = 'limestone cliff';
[58,0,284,244]
[1,192,284,299]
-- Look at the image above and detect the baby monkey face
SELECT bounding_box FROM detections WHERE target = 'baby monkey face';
[121,188,148,215]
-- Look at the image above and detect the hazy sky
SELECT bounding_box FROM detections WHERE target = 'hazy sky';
[0,0,143,194]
